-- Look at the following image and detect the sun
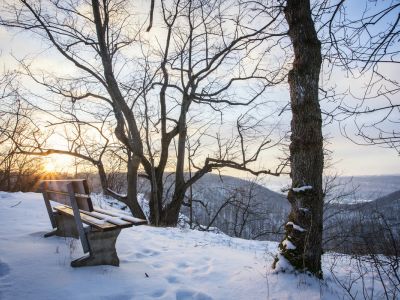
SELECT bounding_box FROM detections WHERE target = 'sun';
[43,161,56,172]
[42,155,74,173]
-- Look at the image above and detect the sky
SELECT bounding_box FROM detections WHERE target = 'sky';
[0,0,398,177]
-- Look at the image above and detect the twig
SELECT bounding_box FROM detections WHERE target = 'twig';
[10,201,22,208]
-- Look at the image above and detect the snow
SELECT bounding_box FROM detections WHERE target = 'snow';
[292,185,313,192]
[286,222,306,232]
[282,239,296,250]
[106,188,127,198]
[272,253,294,274]
[0,192,393,300]
[89,218,106,225]
[89,211,127,226]
[91,208,145,225]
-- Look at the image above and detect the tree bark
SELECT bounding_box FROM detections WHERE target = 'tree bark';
[96,161,110,196]
[126,155,146,220]
[274,0,324,277]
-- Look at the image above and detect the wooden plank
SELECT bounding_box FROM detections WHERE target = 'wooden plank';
[41,182,56,228]
[82,180,91,196]
[41,180,93,211]
[54,205,118,231]
[41,180,85,193]
[93,207,147,225]
[41,179,90,182]
[46,190,91,198]
[67,183,90,253]
[72,180,93,211]
[83,210,133,227]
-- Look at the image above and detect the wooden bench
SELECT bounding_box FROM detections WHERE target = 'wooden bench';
[40,179,147,267]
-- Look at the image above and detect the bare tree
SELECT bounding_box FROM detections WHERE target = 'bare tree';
[0,0,288,225]
[266,0,325,277]
[0,73,45,191]
[1,71,119,189]
[186,177,282,239]
[258,0,399,278]
[328,210,400,300]
[320,0,400,153]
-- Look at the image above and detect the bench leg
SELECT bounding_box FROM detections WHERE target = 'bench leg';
[44,213,79,239]
[71,228,121,267]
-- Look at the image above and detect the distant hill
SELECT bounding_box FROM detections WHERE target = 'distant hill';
[89,172,400,253]
[135,173,288,241]
[182,174,400,254]
[324,188,400,255]
[179,174,288,241]
[329,175,400,203]
[357,189,400,210]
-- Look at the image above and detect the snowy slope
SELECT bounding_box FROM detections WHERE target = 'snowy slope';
[0,192,392,300]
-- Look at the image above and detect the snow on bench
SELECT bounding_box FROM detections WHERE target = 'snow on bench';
[40,179,147,267]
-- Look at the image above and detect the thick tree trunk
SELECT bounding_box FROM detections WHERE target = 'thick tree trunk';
[148,168,163,226]
[160,188,185,226]
[126,156,146,220]
[158,95,191,226]
[274,0,324,277]
[96,162,111,196]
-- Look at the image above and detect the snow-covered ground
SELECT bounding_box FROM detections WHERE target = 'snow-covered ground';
[0,192,393,299]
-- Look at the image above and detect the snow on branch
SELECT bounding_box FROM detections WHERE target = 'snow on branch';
[292,185,313,192]
[286,221,306,232]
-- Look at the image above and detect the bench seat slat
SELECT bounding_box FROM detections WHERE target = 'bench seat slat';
[46,190,91,198]
[54,205,118,231]
[93,207,147,225]
[83,211,133,227]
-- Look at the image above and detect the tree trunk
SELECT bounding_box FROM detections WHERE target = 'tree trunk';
[158,94,190,226]
[148,168,163,226]
[126,155,146,220]
[274,0,324,277]
[160,188,185,226]
[96,161,110,196]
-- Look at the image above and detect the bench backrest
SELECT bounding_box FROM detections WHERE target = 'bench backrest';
[41,179,93,212]
[41,179,93,253]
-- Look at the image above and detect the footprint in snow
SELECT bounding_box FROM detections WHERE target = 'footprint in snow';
[99,293,132,300]
[166,275,180,284]
[151,263,162,269]
[176,289,213,300]
[192,263,213,277]
[151,288,166,298]
[135,249,160,259]
[176,261,190,269]
[0,260,10,278]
